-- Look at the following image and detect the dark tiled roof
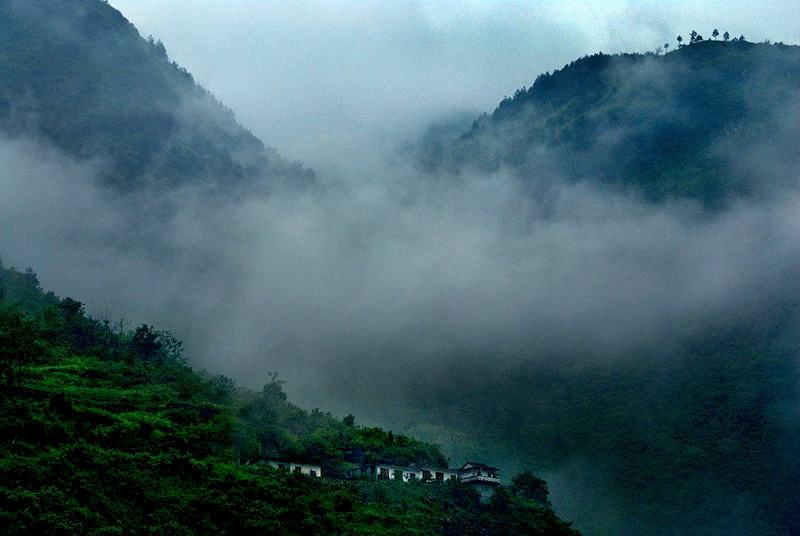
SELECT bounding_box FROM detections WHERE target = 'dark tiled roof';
[460,461,499,472]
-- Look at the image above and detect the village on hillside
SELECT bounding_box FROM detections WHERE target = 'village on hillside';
[248,459,502,499]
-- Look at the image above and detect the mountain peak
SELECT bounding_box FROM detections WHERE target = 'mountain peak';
[0,0,314,193]
[418,40,800,208]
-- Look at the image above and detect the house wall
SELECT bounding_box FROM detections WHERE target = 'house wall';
[265,461,321,477]
[420,467,459,482]
[458,463,501,501]
[459,464,499,480]
[348,464,458,482]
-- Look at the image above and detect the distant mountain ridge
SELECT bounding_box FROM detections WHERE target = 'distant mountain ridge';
[390,37,800,535]
[3,5,799,534]
[416,39,800,208]
[0,0,313,192]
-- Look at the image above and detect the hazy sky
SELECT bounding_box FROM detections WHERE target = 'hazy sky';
[108,0,800,172]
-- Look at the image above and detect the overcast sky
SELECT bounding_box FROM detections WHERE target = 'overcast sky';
[108,0,800,172]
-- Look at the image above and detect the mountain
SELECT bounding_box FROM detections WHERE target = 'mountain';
[380,39,800,535]
[0,0,313,192]
[415,39,800,208]
[2,3,798,534]
[0,261,580,535]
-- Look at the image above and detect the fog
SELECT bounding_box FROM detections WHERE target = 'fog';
[108,0,800,174]
[2,3,800,534]
[3,90,798,534]
[2,118,797,401]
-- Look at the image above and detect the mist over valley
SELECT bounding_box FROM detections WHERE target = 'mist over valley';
[1,1,799,535]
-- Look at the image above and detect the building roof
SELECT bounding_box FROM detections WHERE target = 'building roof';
[459,461,500,472]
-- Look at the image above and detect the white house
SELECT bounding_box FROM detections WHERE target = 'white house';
[347,460,502,499]
[255,459,321,477]
[347,463,459,483]
[458,462,501,499]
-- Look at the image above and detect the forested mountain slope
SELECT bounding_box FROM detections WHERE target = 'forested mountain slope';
[366,38,800,535]
[0,260,579,535]
[2,3,798,534]
[416,39,800,208]
[0,0,313,192]
[388,299,799,535]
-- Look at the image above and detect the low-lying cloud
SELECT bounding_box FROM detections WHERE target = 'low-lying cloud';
[3,4,799,534]
[2,86,799,536]
[1,128,797,406]
[108,0,800,176]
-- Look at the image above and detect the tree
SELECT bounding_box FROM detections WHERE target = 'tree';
[153,329,184,366]
[511,470,551,506]
[0,305,38,391]
[677,35,683,47]
[723,31,730,41]
[262,372,287,403]
[40,298,96,350]
[664,43,670,52]
[712,29,719,40]
[690,30,698,44]
[205,374,236,404]
[130,324,162,363]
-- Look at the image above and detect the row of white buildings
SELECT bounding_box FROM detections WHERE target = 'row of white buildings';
[347,461,501,499]
[249,459,502,499]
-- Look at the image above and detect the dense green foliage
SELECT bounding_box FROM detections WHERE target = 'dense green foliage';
[0,263,578,535]
[235,375,449,474]
[0,258,58,316]
[387,302,800,534]
[402,38,800,535]
[0,0,313,192]
[3,3,797,532]
[416,40,800,208]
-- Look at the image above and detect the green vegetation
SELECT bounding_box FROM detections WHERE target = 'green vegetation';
[3,1,797,531]
[389,296,800,535]
[406,37,800,534]
[0,0,314,192]
[0,259,58,317]
[0,262,578,535]
[417,39,800,208]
